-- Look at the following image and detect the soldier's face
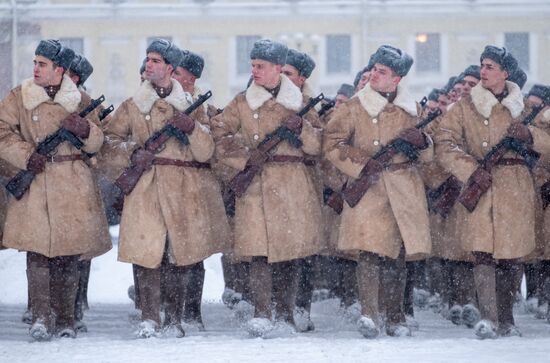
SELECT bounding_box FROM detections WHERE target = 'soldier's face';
[251,59,282,88]
[145,52,173,85]
[335,94,350,108]
[461,75,479,95]
[369,64,401,93]
[453,83,464,100]
[356,71,370,91]
[480,59,508,93]
[282,64,305,89]
[528,95,544,107]
[33,55,63,87]
[437,94,450,112]
[173,66,197,93]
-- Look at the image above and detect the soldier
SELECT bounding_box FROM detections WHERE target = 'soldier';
[172,49,228,330]
[435,46,550,338]
[460,65,481,96]
[0,39,111,341]
[212,39,322,337]
[335,83,355,108]
[324,45,433,338]
[102,39,228,338]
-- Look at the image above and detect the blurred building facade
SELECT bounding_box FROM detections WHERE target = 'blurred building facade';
[0,0,549,106]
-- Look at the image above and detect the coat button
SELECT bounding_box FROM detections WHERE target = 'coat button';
[253,113,259,119]
[373,140,380,146]
[482,141,488,147]
[145,115,151,121]
[253,134,260,141]
[483,119,489,126]
[372,118,378,124]
[32,115,38,121]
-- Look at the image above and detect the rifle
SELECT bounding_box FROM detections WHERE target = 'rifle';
[459,103,544,212]
[318,99,335,117]
[323,186,343,214]
[419,96,428,109]
[341,109,441,208]
[5,95,105,200]
[427,175,463,218]
[227,93,325,199]
[113,91,212,197]
[99,104,114,121]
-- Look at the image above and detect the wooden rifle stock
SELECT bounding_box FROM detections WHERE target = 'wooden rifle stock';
[342,109,441,208]
[5,95,105,199]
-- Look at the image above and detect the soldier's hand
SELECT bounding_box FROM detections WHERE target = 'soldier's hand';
[507,122,532,144]
[248,149,269,167]
[130,148,155,170]
[169,113,195,134]
[62,113,90,138]
[469,167,492,191]
[282,115,303,134]
[26,152,47,174]
[398,127,428,149]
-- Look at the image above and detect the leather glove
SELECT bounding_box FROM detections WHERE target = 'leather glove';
[507,122,532,144]
[469,167,492,191]
[62,113,90,138]
[130,148,155,170]
[398,127,428,149]
[282,115,303,135]
[27,152,47,174]
[168,113,195,134]
[248,149,269,167]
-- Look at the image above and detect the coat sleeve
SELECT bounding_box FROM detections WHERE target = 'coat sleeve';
[0,89,35,170]
[81,120,105,154]
[434,104,479,184]
[187,109,215,162]
[300,108,323,156]
[212,97,249,172]
[322,104,369,179]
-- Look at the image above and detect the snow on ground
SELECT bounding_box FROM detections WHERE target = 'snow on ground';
[1,229,550,362]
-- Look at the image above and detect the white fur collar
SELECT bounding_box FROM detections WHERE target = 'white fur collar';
[543,108,550,122]
[21,74,81,112]
[355,83,417,117]
[245,74,303,111]
[302,80,316,99]
[132,79,192,114]
[469,81,524,119]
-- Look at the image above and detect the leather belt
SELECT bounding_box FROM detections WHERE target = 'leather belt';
[267,155,316,165]
[153,157,210,169]
[385,160,416,172]
[495,158,526,167]
[48,154,85,163]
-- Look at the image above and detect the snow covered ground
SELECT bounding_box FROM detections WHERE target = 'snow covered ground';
[1,228,550,362]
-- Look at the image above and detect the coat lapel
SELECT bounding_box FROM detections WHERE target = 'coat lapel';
[245,74,303,112]
[470,81,524,119]
[132,79,192,114]
[356,83,417,117]
[22,74,81,113]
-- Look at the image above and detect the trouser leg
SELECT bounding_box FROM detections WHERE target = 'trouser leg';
[473,252,498,324]
[49,255,79,332]
[496,259,520,328]
[74,259,91,322]
[132,264,141,310]
[234,261,251,302]
[295,256,315,313]
[451,261,476,306]
[250,257,272,319]
[183,261,205,325]
[403,262,415,317]
[340,259,358,308]
[162,259,186,327]
[136,265,161,325]
[524,262,538,300]
[272,259,299,325]
[27,252,52,327]
[381,247,407,326]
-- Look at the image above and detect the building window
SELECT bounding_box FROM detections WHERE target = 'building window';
[60,38,84,55]
[326,34,351,74]
[415,33,440,73]
[504,32,529,72]
[236,35,261,75]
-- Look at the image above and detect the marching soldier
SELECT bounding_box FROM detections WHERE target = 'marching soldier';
[435,46,550,338]
[0,39,111,340]
[324,45,433,338]
[212,39,322,337]
[102,39,228,338]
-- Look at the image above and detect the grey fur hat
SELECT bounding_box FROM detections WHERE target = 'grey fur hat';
[250,39,288,65]
[443,76,458,94]
[285,49,316,78]
[146,38,183,69]
[69,54,93,86]
[337,83,355,99]
[508,67,527,90]
[35,39,75,70]
[480,45,518,76]
[463,65,481,80]
[179,50,205,78]
[528,84,550,105]
[428,88,442,102]
[370,45,413,77]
